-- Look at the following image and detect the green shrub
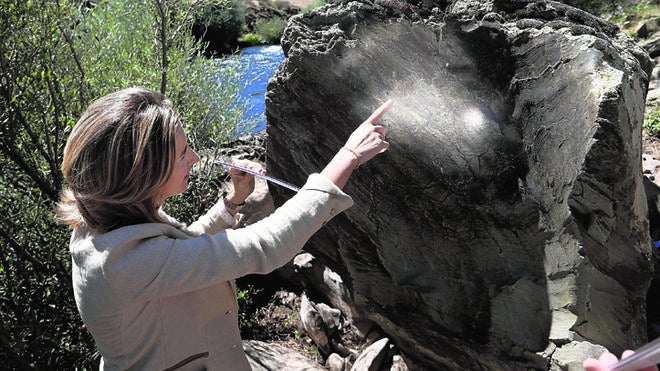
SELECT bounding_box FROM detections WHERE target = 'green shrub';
[195,0,243,29]
[239,33,265,46]
[0,1,96,367]
[254,17,287,45]
[193,0,245,54]
[236,284,263,330]
[74,0,247,147]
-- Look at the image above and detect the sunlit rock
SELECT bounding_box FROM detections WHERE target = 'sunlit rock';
[266,1,653,369]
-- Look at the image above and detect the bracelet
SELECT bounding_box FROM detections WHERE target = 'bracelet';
[341,147,360,169]
[222,191,245,212]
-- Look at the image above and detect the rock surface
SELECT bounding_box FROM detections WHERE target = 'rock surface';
[244,339,326,370]
[265,0,654,369]
[350,337,390,371]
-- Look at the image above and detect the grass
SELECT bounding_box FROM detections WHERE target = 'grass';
[608,0,660,36]
[645,106,660,137]
[604,1,660,139]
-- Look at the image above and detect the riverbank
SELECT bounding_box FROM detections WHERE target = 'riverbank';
[193,0,321,55]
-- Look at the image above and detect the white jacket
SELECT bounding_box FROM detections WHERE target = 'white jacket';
[69,174,353,370]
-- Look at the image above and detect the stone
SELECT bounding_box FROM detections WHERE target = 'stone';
[294,252,374,336]
[548,340,608,371]
[243,339,325,370]
[389,355,409,371]
[326,352,346,371]
[350,338,390,371]
[300,292,331,355]
[316,302,342,335]
[636,17,660,40]
[548,308,578,344]
[266,0,653,369]
[640,31,660,58]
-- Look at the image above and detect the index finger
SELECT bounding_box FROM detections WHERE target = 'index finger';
[365,99,393,125]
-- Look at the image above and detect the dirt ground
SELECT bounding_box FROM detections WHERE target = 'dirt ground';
[645,132,660,158]
[643,132,660,189]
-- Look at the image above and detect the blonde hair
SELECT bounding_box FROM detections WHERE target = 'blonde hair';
[57,87,180,231]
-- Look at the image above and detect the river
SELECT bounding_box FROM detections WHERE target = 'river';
[232,45,285,133]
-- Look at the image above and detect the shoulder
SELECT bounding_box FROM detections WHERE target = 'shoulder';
[70,222,191,260]
[69,223,193,293]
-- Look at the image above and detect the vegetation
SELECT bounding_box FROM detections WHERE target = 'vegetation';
[254,17,288,44]
[0,0,248,368]
[237,0,328,47]
[192,0,247,55]
[236,284,265,336]
[598,0,660,138]
[645,106,660,137]
[239,32,266,46]
[239,17,288,46]
[608,0,660,31]
[196,0,245,31]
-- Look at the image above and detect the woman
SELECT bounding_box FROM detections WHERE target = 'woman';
[57,87,391,370]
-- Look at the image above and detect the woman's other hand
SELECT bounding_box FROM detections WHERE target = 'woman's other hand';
[583,350,658,371]
[226,159,265,206]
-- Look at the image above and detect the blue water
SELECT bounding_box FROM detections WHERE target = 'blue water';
[235,45,285,133]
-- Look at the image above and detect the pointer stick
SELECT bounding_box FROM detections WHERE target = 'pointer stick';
[609,336,660,371]
[213,161,301,192]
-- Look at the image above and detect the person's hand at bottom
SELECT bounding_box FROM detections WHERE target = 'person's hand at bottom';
[583,350,658,371]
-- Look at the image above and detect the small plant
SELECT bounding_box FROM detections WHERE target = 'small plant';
[236,284,263,327]
[308,343,320,356]
[239,33,264,46]
[644,106,660,137]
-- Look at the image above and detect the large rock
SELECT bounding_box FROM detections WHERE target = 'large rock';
[265,1,654,369]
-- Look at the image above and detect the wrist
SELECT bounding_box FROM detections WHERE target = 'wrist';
[222,191,245,212]
[340,147,360,169]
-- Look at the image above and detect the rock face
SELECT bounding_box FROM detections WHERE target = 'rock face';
[265,1,654,369]
[244,340,325,370]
